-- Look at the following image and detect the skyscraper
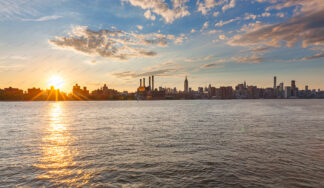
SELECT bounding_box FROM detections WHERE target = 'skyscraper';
[184,76,189,93]
[291,80,296,96]
[274,76,277,89]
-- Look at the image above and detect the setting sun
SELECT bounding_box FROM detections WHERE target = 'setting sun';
[48,75,64,89]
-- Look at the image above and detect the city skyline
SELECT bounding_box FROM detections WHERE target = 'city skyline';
[1,0,324,91]
[0,74,322,93]
[1,75,323,101]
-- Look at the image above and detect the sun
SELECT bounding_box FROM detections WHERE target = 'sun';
[48,75,65,89]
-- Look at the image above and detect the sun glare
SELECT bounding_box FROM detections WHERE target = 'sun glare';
[48,75,64,89]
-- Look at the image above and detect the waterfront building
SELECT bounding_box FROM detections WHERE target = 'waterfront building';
[198,87,203,94]
[0,87,24,100]
[235,83,248,99]
[291,80,296,97]
[274,76,277,89]
[92,84,118,100]
[285,86,291,98]
[152,75,154,91]
[220,86,233,99]
[247,86,259,99]
[184,76,189,93]
[72,84,89,99]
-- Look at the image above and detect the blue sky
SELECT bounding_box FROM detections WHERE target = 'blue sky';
[0,0,323,92]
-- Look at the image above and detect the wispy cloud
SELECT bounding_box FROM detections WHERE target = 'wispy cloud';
[122,0,190,23]
[0,55,28,60]
[232,55,264,64]
[21,15,62,22]
[222,0,236,12]
[197,0,225,15]
[0,0,65,21]
[0,0,37,21]
[200,63,224,69]
[200,21,209,32]
[185,55,214,63]
[112,68,179,79]
[136,25,143,30]
[215,17,240,27]
[301,53,324,61]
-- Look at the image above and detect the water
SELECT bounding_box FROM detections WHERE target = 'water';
[0,100,324,187]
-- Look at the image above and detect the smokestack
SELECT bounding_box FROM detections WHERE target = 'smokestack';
[152,75,154,91]
[140,79,142,87]
[143,78,145,87]
[149,76,151,90]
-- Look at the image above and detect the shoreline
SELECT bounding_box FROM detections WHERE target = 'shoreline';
[0,98,323,102]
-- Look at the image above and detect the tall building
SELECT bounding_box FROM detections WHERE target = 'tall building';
[279,83,284,91]
[285,86,291,98]
[291,80,296,96]
[184,76,189,93]
[274,76,277,89]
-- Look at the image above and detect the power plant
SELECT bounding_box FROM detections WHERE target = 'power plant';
[137,75,163,99]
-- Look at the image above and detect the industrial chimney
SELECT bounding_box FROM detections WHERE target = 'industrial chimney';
[143,78,145,87]
[152,75,154,91]
[149,76,151,90]
[140,79,142,87]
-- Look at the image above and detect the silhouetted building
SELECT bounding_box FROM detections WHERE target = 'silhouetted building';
[152,75,154,91]
[0,87,24,100]
[220,86,233,99]
[91,84,118,100]
[27,88,43,100]
[247,86,259,99]
[72,84,89,100]
[291,80,296,97]
[285,86,291,98]
[235,83,248,99]
[184,76,189,93]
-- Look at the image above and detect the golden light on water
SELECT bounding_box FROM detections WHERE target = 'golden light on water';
[48,75,65,89]
[34,102,91,186]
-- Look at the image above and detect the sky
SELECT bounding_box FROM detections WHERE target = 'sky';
[0,0,323,92]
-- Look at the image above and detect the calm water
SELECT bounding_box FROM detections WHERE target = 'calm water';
[0,100,324,187]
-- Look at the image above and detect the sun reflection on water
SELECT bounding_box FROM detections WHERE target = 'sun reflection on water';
[34,102,91,186]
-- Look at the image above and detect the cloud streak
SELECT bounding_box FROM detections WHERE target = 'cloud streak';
[200,63,224,69]
[232,55,264,64]
[21,15,62,22]
[301,53,324,61]
[228,1,324,48]
[112,68,178,79]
